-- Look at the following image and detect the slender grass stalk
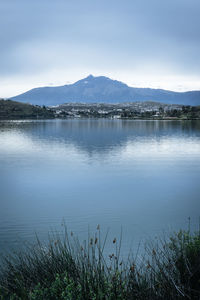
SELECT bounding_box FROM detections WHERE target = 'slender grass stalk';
[0,225,200,299]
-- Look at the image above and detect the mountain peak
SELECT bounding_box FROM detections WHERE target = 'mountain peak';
[84,75,111,81]
[76,74,113,85]
[85,74,94,79]
[11,75,200,106]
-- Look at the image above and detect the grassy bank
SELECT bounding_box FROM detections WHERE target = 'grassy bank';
[0,227,200,299]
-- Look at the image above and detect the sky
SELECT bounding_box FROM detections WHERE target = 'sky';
[0,0,200,97]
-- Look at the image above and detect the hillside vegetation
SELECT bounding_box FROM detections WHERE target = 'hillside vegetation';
[0,99,55,120]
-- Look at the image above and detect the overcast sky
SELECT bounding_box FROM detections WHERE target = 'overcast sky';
[1,0,200,97]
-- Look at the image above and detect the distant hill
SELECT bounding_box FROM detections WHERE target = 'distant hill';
[11,75,200,106]
[0,99,54,119]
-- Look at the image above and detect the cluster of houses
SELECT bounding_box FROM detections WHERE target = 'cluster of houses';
[52,102,184,119]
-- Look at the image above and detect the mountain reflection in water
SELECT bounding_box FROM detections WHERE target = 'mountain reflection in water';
[0,119,200,256]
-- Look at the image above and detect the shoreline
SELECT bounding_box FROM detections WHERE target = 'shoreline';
[0,228,199,299]
[1,117,200,121]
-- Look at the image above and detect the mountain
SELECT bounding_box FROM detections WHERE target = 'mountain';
[0,99,54,119]
[11,75,200,106]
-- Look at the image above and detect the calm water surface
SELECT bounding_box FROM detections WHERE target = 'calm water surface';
[0,119,200,256]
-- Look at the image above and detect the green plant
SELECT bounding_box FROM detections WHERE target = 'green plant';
[0,225,200,300]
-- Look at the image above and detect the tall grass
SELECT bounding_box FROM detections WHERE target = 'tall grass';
[0,225,200,299]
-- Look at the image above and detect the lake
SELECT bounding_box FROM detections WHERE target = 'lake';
[0,119,200,257]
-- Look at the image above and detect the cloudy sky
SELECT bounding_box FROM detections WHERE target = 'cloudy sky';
[1,0,200,97]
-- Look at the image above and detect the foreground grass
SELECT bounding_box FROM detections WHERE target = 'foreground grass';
[0,226,200,300]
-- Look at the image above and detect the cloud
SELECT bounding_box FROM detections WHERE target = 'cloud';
[0,0,200,96]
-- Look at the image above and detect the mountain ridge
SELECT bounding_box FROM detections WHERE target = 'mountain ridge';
[11,75,200,106]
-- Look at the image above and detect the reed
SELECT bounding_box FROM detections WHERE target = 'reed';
[0,225,200,299]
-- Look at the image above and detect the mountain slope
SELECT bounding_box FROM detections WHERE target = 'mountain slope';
[0,99,54,119]
[11,75,200,106]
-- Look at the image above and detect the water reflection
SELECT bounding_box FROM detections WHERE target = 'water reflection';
[0,119,200,256]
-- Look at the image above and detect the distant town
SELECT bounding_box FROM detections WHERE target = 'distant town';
[0,99,200,120]
[52,102,200,120]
